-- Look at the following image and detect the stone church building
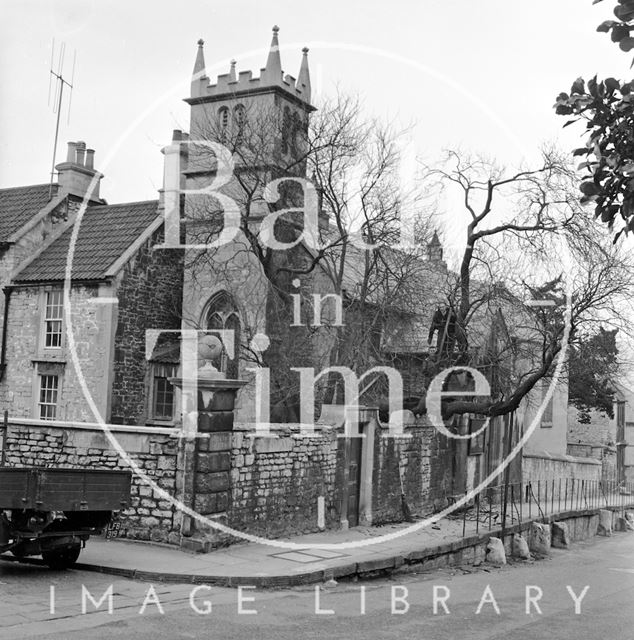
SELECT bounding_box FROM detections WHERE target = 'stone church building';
[0,28,581,548]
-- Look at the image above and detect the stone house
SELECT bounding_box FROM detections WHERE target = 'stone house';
[0,145,183,426]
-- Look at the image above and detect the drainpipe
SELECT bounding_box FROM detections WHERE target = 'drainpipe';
[0,286,12,381]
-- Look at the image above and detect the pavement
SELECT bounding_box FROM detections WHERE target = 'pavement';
[3,515,483,587]
[2,503,632,587]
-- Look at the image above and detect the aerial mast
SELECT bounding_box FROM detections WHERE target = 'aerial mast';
[48,39,76,199]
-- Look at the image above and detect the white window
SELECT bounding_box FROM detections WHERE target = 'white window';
[44,290,63,348]
[38,374,59,420]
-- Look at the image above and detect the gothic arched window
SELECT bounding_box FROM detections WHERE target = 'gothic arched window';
[205,291,241,379]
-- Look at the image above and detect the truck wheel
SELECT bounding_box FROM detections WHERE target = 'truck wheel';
[42,545,81,570]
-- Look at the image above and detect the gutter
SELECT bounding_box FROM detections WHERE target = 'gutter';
[0,286,12,381]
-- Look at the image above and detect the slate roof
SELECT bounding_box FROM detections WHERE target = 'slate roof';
[0,184,56,242]
[14,200,160,282]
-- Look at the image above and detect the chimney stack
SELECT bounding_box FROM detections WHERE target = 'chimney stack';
[55,140,103,201]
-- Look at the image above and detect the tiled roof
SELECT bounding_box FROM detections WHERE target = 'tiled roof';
[0,184,56,242]
[14,200,160,282]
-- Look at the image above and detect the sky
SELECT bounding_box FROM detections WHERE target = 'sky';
[0,0,632,263]
[1,0,630,202]
[1,0,633,376]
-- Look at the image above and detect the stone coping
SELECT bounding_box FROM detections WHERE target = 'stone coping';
[523,449,601,465]
[4,417,177,436]
[233,422,337,436]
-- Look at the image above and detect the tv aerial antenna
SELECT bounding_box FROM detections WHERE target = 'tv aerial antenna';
[48,39,76,198]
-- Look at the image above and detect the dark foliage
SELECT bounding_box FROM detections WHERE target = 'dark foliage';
[568,327,619,422]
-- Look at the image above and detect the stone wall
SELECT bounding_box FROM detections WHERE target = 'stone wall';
[228,424,343,538]
[110,226,183,425]
[372,422,453,523]
[0,412,469,549]
[522,451,601,484]
[0,419,181,543]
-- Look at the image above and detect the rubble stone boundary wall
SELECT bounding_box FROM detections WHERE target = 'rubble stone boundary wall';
[0,418,181,542]
[523,450,601,485]
[0,415,456,548]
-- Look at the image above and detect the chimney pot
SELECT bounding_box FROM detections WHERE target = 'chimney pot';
[66,141,78,163]
[85,149,95,170]
[76,145,86,166]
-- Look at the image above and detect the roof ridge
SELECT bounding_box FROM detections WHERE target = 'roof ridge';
[0,183,53,193]
[90,199,159,208]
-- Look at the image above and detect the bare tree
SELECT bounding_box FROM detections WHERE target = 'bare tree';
[417,148,634,419]
[184,91,434,419]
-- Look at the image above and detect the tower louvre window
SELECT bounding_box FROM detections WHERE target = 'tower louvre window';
[233,104,246,126]
[218,107,229,129]
[281,106,291,154]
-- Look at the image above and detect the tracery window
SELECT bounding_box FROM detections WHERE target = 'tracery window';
[205,291,241,379]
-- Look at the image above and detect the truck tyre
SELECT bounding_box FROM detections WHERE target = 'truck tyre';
[42,544,81,570]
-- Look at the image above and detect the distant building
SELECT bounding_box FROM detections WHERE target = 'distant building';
[567,382,634,484]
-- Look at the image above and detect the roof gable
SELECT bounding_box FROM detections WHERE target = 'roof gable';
[0,184,56,242]
[13,200,160,283]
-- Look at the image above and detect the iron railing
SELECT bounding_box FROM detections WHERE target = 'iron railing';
[446,478,634,538]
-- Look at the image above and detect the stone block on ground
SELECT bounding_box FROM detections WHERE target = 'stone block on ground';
[512,533,531,559]
[551,521,570,548]
[486,537,506,565]
[615,516,632,532]
[529,522,551,556]
[598,509,613,537]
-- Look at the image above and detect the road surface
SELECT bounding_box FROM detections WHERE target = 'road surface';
[1,532,633,639]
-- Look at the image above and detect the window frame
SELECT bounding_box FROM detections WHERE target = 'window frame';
[148,363,177,423]
[42,288,64,350]
[38,373,60,421]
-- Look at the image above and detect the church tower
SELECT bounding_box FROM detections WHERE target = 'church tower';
[184,26,315,183]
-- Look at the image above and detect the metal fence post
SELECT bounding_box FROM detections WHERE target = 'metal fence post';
[0,410,7,467]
